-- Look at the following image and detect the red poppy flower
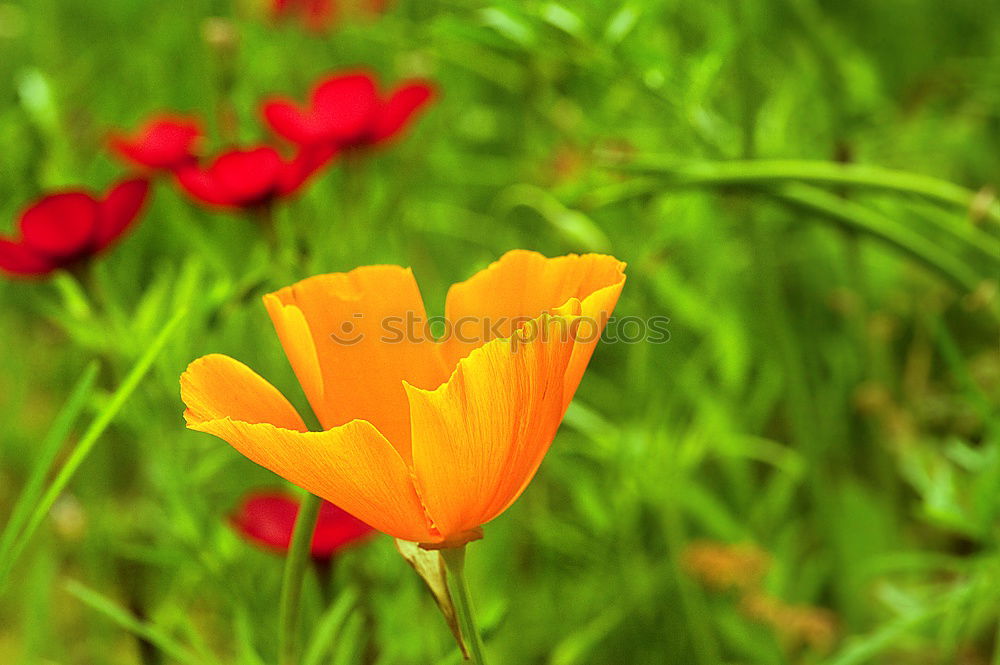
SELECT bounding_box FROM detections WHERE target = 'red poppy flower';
[0,178,150,278]
[272,0,390,32]
[109,115,202,172]
[229,491,374,559]
[261,70,436,150]
[174,144,336,209]
[272,0,336,31]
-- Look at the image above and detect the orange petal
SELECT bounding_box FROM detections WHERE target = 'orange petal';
[442,250,626,410]
[406,315,579,541]
[263,296,324,414]
[180,354,308,431]
[264,266,449,463]
[181,354,435,542]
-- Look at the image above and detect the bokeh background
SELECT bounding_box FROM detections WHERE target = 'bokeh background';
[1,1,999,663]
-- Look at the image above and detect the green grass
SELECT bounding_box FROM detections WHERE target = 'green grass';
[1,1,999,663]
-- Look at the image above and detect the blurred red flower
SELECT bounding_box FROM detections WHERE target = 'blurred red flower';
[230,491,375,559]
[262,70,435,151]
[174,144,336,209]
[272,0,336,31]
[0,178,150,278]
[271,0,391,32]
[109,115,202,172]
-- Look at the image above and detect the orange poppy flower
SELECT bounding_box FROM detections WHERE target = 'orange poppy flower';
[180,250,625,547]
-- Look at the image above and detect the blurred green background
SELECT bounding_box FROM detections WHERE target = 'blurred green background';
[1,0,999,663]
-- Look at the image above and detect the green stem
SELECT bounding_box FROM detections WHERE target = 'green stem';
[255,203,278,250]
[611,158,1000,221]
[52,269,95,320]
[278,492,322,665]
[774,183,988,295]
[311,557,334,610]
[342,153,368,257]
[993,615,1000,665]
[581,177,995,298]
[661,492,722,664]
[441,546,488,665]
[579,171,1000,270]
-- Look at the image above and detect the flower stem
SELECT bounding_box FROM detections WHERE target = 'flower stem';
[440,546,488,665]
[255,203,278,250]
[608,157,1000,222]
[278,491,322,665]
[342,152,369,257]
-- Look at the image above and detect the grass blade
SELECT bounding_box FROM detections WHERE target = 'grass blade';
[301,587,360,665]
[613,157,1000,222]
[65,579,210,665]
[772,184,990,294]
[0,361,99,573]
[823,583,974,665]
[0,309,187,591]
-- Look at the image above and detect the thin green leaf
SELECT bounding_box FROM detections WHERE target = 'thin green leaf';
[823,583,975,665]
[774,184,989,294]
[0,308,187,591]
[612,157,1000,223]
[0,362,99,580]
[301,588,360,665]
[65,579,209,665]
